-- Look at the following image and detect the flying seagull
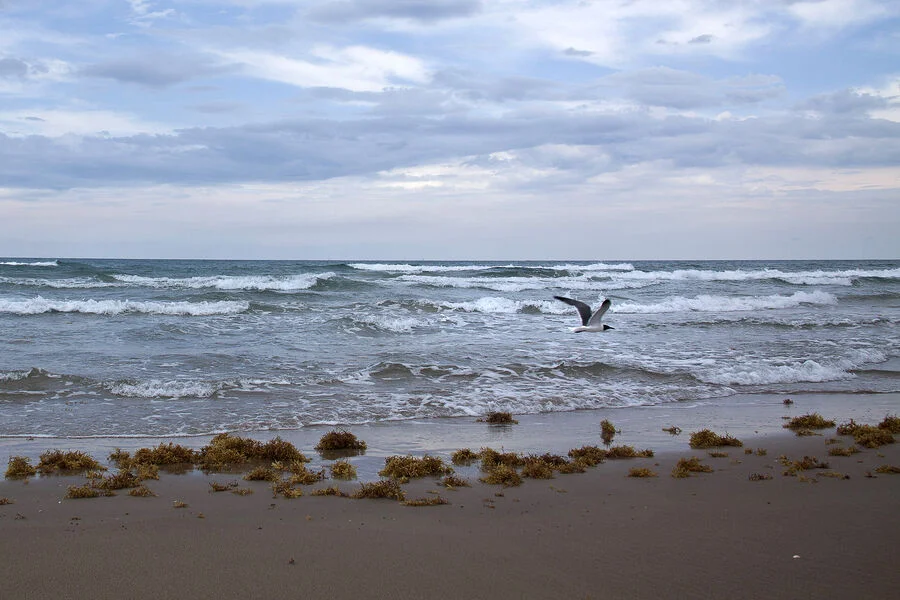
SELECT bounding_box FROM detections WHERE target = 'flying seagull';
[554,296,614,333]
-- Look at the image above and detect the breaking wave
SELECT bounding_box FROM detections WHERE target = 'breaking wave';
[0,296,249,316]
[112,272,334,291]
[0,260,58,267]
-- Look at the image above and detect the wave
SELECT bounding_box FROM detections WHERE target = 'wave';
[111,272,334,291]
[0,296,249,316]
[0,276,121,289]
[696,349,886,386]
[609,267,900,286]
[397,274,653,292]
[0,260,58,267]
[615,291,837,314]
[349,262,635,274]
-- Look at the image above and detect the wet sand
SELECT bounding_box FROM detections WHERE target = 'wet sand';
[2,411,899,600]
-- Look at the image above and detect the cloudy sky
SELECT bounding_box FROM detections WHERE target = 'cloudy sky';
[1,0,898,260]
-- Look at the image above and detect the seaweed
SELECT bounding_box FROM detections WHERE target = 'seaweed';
[311,486,349,497]
[132,443,197,466]
[689,429,743,449]
[853,426,895,449]
[782,456,830,476]
[440,474,471,488]
[379,455,452,480]
[567,445,607,466]
[172,500,188,508]
[95,469,142,490]
[108,448,132,468]
[600,419,617,445]
[520,459,555,479]
[288,465,327,485]
[209,481,238,492]
[402,496,449,506]
[478,448,525,470]
[671,457,713,478]
[783,413,836,431]
[243,466,282,482]
[0,497,13,505]
[555,460,588,474]
[451,448,479,465]
[606,445,654,459]
[128,485,156,497]
[627,467,657,478]
[351,479,406,501]
[258,437,308,462]
[315,430,367,451]
[66,484,102,499]
[271,480,304,498]
[232,487,254,496]
[874,465,900,474]
[708,451,729,458]
[748,473,773,481]
[827,446,861,457]
[329,460,357,480]
[5,456,37,479]
[478,464,523,487]
[662,426,682,435]
[878,414,900,433]
[476,411,518,425]
[37,450,104,474]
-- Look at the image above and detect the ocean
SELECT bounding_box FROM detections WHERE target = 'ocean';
[1,258,898,440]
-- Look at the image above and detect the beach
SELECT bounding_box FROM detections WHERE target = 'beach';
[3,395,899,600]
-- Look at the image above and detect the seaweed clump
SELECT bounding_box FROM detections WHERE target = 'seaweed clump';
[311,486,349,497]
[451,448,479,465]
[379,455,452,481]
[329,460,357,480]
[352,479,405,501]
[315,430,367,453]
[567,446,607,466]
[479,464,522,487]
[606,445,654,459]
[244,466,282,482]
[65,484,108,499]
[783,413,836,432]
[95,469,142,490]
[131,443,197,467]
[128,485,156,497]
[828,446,861,457]
[689,429,743,449]
[874,465,900,474]
[627,467,657,478]
[37,450,104,475]
[402,496,449,507]
[836,420,896,448]
[520,459,554,479]
[477,411,518,425]
[440,474,471,488]
[878,414,900,433]
[671,457,713,478]
[600,419,617,445]
[5,456,37,479]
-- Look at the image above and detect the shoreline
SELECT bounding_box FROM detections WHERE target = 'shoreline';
[2,391,898,481]
[2,417,899,600]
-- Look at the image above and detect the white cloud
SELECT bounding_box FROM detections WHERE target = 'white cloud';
[0,108,173,137]
[220,45,429,92]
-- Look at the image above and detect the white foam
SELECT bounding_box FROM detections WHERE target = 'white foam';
[441,297,560,314]
[111,272,333,291]
[549,262,635,272]
[0,260,58,267]
[0,276,120,288]
[610,267,900,286]
[106,380,223,398]
[352,314,422,333]
[0,296,249,316]
[615,291,837,314]
[398,274,650,292]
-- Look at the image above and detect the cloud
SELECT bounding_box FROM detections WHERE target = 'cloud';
[307,0,482,23]
[0,57,28,79]
[81,54,232,87]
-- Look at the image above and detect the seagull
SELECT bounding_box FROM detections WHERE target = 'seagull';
[554,296,614,333]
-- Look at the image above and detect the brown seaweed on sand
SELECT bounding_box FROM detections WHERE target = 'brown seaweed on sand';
[379,455,453,481]
[351,479,406,501]
[671,457,713,478]
[5,456,37,479]
[38,450,104,475]
[479,464,523,487]
[689,429,743,449]
[783,413,835,432]
[476,411,518,425]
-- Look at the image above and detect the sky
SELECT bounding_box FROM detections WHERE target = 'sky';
[1,0,899,260]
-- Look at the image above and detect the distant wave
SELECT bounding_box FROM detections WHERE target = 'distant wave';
[0,276,120,289]
[611,267,900,286]
[397,274,652,292]
[615,291,837,314]
[0,296,249,316]
[0,260,58,267]
[111,272,334,291]
[349,262,635,274]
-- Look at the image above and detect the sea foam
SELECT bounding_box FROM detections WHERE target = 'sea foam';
[615,291,837,314]
[0,296,249,316]
[0,260,58,267]
[111,272,333,291]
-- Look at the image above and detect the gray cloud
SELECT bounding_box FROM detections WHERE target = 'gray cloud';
[689,34,714,44]
[307,0,482,23]
[2,100,898,190]
[0,57,28,78]
[800,89,888,115]
[601,67,784,110]
[81,54,233,87]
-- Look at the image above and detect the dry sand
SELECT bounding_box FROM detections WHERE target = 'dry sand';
[2,431,899,600]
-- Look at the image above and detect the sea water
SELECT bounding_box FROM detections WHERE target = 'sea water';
[1,258,898,439]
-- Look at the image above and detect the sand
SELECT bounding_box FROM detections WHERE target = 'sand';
[2,423,899,600]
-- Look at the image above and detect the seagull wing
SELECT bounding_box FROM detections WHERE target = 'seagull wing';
[587,298,611,327]
[554,296,593,326]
